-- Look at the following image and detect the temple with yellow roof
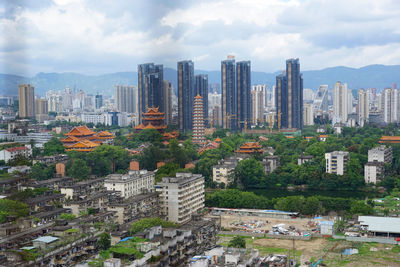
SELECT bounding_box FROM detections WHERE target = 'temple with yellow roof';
[61,125,115,152]
[134,107,167,133]
[235,142,264,154]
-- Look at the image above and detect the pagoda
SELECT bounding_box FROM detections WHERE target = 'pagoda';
[192,95,206,144]
[235,142,264,154]
[135,107,167,133]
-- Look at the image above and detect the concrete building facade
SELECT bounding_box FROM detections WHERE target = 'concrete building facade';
[156,173,205,224]
[104,170,154,199]
[325,151,350,175]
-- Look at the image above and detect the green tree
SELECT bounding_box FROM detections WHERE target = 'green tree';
[43,137,65,155]
[130,218,177,234]
[138,145,167,170]
[59,213,76,221]
[30,163,56,180]
[91,145,130,173]
[8,154,31,166]
[228,236,246,248]
[169,139,187,167]
[302,197,322,215]
[0,199,29,223]
[350,201,374,215]
[97,232,111,250]
[234,158,265,188]
[67,158,90,179]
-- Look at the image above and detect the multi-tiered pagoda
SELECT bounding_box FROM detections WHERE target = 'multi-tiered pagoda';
[192,95,206,144]
[135,107,167,133]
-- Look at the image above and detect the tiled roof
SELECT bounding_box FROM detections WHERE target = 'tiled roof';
[65,125,95,136]
[5,146,28,152]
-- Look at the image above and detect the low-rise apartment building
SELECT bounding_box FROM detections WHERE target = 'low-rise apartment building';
[104,170,154,199]
[212,156,248,185]
[368,145,392,163]
[0,146,32,162]
[262,155,280,174]
[364,161,385,184]
[325,151,350,175]
[156,173,205,224]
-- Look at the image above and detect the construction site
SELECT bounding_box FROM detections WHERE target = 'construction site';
[209,209,400,266]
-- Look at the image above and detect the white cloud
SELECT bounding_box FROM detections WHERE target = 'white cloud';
[1,0,400,75]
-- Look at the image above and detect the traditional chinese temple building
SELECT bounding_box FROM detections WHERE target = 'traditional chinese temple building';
[379,136,400,144]
[134,107,167,133]
[61,125,115,152]
[235,142,264,154]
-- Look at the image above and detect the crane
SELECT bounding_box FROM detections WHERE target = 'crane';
[225,113,236,129]
[277,112,282,132]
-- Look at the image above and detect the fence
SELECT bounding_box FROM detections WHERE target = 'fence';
[219,231,311,240]
[333,235,398,244]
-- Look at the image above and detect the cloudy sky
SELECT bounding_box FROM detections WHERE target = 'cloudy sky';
[1,0,400,76]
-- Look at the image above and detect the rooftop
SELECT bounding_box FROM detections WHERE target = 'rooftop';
[5,146,28,152]
[358,216,400,234]
[33,236,59,243]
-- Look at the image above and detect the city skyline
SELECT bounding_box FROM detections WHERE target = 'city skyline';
[2,0,400,76]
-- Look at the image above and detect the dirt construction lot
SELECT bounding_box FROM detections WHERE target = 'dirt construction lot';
[219,214,314,233]
[218,235,400,267]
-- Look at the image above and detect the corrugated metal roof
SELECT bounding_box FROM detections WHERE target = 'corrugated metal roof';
[358,216,400,234]
[33,236,59,243]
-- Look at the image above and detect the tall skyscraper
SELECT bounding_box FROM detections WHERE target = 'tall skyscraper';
[192,95,206,144]
[275,58,303,129]
[382,88,399,123]
[114,85,137,113]
[177,60,194,132]
[251,87,264,125]
[195,74,209,123]
[313,85,329,113]
[138,63,164,121]
[236,61,251,129]
[221,56,236,131]
[163,80,173,125]
[303,102,314,126]
[358,89,369,126]
[275,74,287,128]
[95,94,103,110]
[333,81,349,123]
[35,99,48,115]
[18,84,35,118]
[252,84,268,109]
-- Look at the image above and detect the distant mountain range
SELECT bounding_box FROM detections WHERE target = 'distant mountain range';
[1,64,400,96]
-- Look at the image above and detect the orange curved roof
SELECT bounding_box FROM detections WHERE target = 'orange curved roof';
[194,94,203,99]
[143,107,165,116]
[65,125,95,136]
[379,136,400,143]
[61,136,81,143]
[135,123,145,129]
[95,131,114,137]
[214,137,222,142]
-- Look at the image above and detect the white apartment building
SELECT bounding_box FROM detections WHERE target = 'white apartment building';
[105,170,155,199]
[156,173,205,224]
[212,156,246,185]
[303,102,314,126]
[333,82,350,123]
[251,88,264,124]
[358,89,369,126]
[325,151,350,175]
[364,162,385,184]
[368,145,393,163]
[0,146,32,162]
[382,88,399,123]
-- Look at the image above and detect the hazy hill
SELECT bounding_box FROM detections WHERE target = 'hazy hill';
[1,64,399,96]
